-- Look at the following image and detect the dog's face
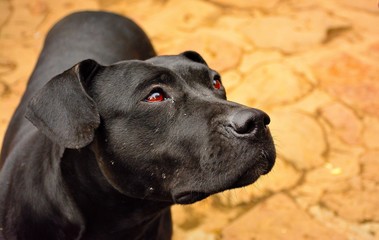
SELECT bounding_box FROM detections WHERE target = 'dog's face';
[26,51,275,205]
[90,52,275,204]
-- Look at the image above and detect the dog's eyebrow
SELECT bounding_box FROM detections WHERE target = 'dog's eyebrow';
[135,70,175,91]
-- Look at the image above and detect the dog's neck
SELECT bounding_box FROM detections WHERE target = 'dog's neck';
[60,147,173,239]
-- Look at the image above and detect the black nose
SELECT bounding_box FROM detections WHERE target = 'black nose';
[229,109,270,135]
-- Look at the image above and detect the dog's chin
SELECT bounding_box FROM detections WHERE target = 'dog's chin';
[173,171,259,205]
[174,191,211,204]
[173,160,274,205]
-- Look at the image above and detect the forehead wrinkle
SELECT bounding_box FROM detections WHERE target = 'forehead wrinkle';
[134,70,177,92]
[177,65,212,86]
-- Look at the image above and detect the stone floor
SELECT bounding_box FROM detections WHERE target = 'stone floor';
[1,0,379,239]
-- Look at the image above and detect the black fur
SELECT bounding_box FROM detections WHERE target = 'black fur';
[0,11,275,240]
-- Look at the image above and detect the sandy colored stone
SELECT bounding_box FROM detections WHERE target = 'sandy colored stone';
[22,0,99,36]
[0,44,38,86]
[361,223,379,239]
[364,41,379,62]
[269,111,326,170]
[0,0,11,28]
[291,148,361,209]
[185,230,217,240]
[172,197,238,237]
[309,205,377,240]
[335,0,377,13]
[98,0,163,21]
[222,193,346,240]
[287,89,333,115]
[229,62,313,107]
[360,150,379,184]
[0,81,6,96]
[210,0,279,9]
[221,70,242,94]
[322,190,379,222]
[0,57,17,76]
[217,158,301,207]
[238,50,283,74]
[157,29,243,72]
[314,52,379,118]
[304,150,360,189]
[320,102,362,145]
[326,3,379,35]
[138,0,221,37]
[254,158,301,193]
[241,10,350,53]
[363,116,379,149]
[2,1,379,240]
[1,0,47,41]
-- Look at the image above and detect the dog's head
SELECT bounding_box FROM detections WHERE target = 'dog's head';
[26,51,275,204]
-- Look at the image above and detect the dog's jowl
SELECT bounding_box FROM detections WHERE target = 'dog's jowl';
[0,11,275,240]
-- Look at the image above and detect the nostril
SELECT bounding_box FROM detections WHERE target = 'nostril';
[264,114,271,126]
[230,109,270,135]
[230,110,257,135]
[235,117,255,134]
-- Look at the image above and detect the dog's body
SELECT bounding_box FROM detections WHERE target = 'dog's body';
[0,11,275,240]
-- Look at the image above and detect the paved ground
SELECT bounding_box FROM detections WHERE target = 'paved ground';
[1,0,379,239]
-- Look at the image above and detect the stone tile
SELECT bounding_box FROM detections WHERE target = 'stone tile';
[0,0,11,28]
[0,43,38,86]
[363,116,379,149]
[360,150,379,184]
[238,50,283,74]
[136,0,221,38]
[156,29,243,72]
[217,157,301,207]
[335,0,377,13]
[284,89,333,115]
[364,41,379,62]
[98,0,163,21]
[228,62,313,107]
[269,110,326,170]
[320,102,363,145]
[309,205,377,240]
[220,70,242,94]
[321,189,379,222]
[1,0,46,41]
[1,1,379,240]
[314,52,379,118]
[172,197,238,239]
[255,158,301,193]
[222,193,346,240]
[291,153,361,210]
[240,9,350,53]
[210,0,280,9]
[0,57,17,76]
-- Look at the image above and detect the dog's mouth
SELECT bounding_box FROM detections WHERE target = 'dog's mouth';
[173,161,274,205]
[173,171,258,205]
[174,191,210,204]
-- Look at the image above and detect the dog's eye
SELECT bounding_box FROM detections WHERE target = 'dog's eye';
[213,75,222,90]
[144,88,168,102]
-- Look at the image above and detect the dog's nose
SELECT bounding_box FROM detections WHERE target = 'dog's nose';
[229,109,270,135]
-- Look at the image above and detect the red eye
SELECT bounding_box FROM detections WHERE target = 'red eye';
[145,89,167,102]
[213,78,222,90]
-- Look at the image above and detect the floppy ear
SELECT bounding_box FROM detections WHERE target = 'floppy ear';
[181,51,208,66]
[26,59,101,149]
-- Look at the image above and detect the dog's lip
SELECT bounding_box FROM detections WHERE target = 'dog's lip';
[173,191,210,204]
[173,168,264,205]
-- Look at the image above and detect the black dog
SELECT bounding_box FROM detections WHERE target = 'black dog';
[0,11,275,240]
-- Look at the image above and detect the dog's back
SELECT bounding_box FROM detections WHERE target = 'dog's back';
[0,11,155,239]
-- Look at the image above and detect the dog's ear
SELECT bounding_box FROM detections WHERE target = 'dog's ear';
[26,59,101,149]
[181,51,208,66]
